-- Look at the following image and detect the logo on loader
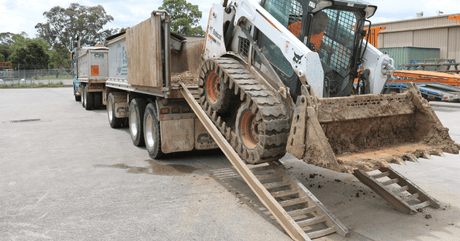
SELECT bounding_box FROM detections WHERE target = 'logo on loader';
[293,52,303,65]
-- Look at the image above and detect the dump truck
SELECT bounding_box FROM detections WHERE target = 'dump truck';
[103,14,218,154]
[72,45,109,110]
[98,1,459,240]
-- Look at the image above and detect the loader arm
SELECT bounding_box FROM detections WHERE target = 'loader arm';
[230,0,325,97]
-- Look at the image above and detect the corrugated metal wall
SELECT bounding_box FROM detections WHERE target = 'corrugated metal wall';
[379,47,440,68]
[370,13,460,64]
[448,27,460,61]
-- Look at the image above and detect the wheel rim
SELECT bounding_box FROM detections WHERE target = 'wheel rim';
[240,110,259,149]
[108,97,113,122]
[130,108,137,137]
[145,114,155,149]
[206,71,221,104]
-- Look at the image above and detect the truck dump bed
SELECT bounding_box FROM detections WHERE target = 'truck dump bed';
[77,47,109,83]
[107,15,203,97]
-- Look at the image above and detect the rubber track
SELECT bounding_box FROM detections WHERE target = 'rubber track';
[198,57,290,164]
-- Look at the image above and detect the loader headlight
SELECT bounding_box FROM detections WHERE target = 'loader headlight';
[364,5,377,18]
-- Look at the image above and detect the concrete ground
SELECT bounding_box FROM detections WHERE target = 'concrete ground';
[0,87,459,240]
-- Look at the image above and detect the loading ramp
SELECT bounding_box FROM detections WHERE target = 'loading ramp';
[180,84,348,240]
[180,83,443,240]
[354,167,440,214]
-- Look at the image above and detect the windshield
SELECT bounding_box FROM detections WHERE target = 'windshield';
[256,0,364,98]
[309,9,362,96]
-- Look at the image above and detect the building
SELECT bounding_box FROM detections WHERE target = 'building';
[368,13,460,64]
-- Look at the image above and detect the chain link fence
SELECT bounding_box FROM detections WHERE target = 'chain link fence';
[0,69,74,86]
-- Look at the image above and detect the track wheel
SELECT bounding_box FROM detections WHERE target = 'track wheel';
[129,98,146,146]
[144,103,163,159]
[236,101,262,163]
[107,92,123,128]
[84,85,94,110]
[201,60,232,113]
[74,84,81,102]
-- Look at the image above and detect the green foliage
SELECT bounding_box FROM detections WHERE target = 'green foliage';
[10,36,50,69]
[48,44,71,68]
[0,53,5,62]
[159,0,204,36]
[0,32,27,61]
[120,28,126,33]
[35,3,118,64]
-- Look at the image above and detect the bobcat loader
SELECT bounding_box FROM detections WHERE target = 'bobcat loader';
[197,0,459,173]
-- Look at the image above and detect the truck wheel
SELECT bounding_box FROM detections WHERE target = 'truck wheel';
[201,60,232,114]
[74,84,81,102]
[82,85,86,108]
[144,103,163,159]
[129,98,146,146]
[93,92,102,109]
[107,92,123,128]
[84,86,94,110]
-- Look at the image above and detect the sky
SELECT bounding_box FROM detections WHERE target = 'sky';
[1,0,460,38]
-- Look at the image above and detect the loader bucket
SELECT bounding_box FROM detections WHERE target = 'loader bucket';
[287,83,460,173]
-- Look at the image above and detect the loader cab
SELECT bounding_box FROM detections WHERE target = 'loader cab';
[257,0,375,98]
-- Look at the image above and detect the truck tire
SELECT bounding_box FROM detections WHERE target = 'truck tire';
[84,86,94,110]
[81,84,86,108]
[74,84,81,102]
[107,92,123,128]
[144,103,163,159]
[201,59,233,114]
[129,98,146,146]
[93,92,102,109]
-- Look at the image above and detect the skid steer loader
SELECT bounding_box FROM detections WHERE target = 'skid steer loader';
[198,0,459,173]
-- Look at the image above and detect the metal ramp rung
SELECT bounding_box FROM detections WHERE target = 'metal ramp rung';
[263,180,291,189]
[353,166,440,214]
[279,197,309,207]
[271,189,299,198]
[371,171,390,179]
[255,172,284,181]
[181,85,348,240]
[298,216,327,227]
[288,206,317,217]
[306,226,337,239]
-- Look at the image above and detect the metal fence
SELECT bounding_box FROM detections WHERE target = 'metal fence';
[0,69,74,81]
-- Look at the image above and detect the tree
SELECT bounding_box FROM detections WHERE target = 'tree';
[159,0,204,36]
[0,32,27,61]
[48,44,71,68]
[10,36,50,69]
[35,3,118,59]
